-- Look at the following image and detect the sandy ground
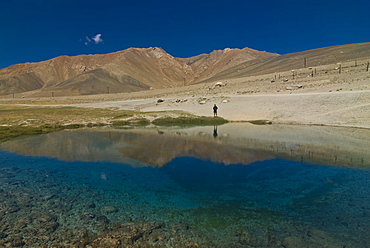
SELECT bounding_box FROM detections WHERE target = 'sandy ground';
[68,89,369,129]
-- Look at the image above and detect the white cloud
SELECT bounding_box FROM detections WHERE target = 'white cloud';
[91,34,103,44]
[83,34,103,46]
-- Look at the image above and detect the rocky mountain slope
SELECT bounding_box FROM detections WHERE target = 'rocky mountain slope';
[1,42,370,97]
[0,47,276,97]
[206,42,370,82]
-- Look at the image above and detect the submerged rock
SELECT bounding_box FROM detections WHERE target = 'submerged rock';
[86,202,96,208]
[37,214,57,223]
[97,215,110,224]
[80,212,96,221]
[9,236,25,247]
[91,237,122,247]
[282,236,307,247]
[100,205,119,214]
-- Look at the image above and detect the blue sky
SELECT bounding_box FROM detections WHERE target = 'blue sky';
[1,0,369,69]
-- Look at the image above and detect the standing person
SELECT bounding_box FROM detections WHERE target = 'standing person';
[213,104,218,117]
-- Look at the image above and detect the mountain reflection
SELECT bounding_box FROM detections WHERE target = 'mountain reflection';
[0,123,369,168]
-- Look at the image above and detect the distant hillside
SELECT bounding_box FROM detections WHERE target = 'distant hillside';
[0,47,276,97]
[205,42,370,82]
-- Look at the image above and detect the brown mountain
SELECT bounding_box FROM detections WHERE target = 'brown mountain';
[0,47,276,97]
[205,42,370,82]
[1,42,370,97]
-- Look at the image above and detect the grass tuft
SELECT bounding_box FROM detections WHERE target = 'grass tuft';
[0,126,60,142]
[152,116,228,126]
[111,118,150,127]
[249,120,272,125]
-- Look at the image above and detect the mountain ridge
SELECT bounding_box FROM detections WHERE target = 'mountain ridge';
[0,46,277,97]
[206,42,370,82]
[1,42,370,97]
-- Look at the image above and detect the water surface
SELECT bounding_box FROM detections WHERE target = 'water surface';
[0,123,369,247]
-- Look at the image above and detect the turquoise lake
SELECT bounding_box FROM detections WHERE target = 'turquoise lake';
[0,123,369,247]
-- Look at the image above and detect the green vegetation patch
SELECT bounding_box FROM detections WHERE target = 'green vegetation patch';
[64,124,85,129]
[0,104,230,141]
[152,116,228,126]
[133,118,150,126]
[113,112,136,119]
[249,120,272,125]
[0,126,60,142]
[0,105,142,126]
[0,123,95,142]
[111,120,131,126]
[111,118,150,127]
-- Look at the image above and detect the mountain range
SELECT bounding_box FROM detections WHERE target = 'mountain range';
[1,42,370,97]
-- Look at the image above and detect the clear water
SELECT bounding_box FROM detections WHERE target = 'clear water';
[0,124,369,247]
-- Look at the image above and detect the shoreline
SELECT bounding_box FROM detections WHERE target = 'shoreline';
[1,90,369,130]
[55,90,369,130]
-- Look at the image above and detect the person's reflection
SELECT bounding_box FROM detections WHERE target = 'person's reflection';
[213,126,218,138]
